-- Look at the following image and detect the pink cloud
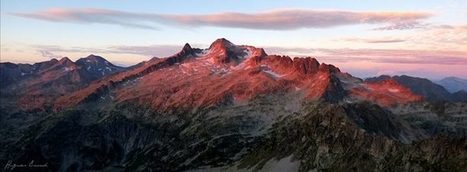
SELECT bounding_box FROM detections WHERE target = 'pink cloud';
[373,21,427,30]
[12,8,432,30]
[32,44,184,57]
[340,38,406,43]
[335,24,467,51]
[13,8,159,29]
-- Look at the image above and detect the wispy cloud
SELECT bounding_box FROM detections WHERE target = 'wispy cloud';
[334,24,467,50]
[365,39,406,43]
[33,43,467,66]
[38,50,63,59]
[265,47,467,65]
[412,24,467,48]
[372,21,427,30]
[12,8,432,30]
[107,45,182,56]
[14,8,159,30]
[340,38,406,43]
[32,44,184,58]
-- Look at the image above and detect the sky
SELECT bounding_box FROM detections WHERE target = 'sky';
[1,0,466,79]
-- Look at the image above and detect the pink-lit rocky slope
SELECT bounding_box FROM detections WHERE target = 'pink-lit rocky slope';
[54,38,421,111]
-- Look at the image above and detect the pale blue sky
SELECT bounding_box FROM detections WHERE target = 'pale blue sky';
[1,0,466,79]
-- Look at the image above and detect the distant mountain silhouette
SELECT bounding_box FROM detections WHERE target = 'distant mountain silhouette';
[436,77,467,93]
[0,55,124,110]
[365,75,467,102]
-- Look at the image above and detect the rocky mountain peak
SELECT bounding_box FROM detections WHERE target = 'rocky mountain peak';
[204,38,246,64]
[51,57,78,72]
[182,43,192,52]
[57,57,74,66]
[171,43,195,58]
[80,54,107,64]
[49,58,59,63]
[207,38,236,64]
[86,54,102,59]
[204,38,267,65]
[209,38,234,50]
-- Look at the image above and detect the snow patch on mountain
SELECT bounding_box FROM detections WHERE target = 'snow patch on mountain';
[64,67,74,72]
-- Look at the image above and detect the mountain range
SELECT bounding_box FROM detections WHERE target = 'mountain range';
[0,54,124,110]
[0,38,466,171]
[366,75,467,102]
[436,77,467,93]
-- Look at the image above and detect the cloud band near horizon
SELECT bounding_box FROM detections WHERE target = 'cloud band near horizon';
[12,8,431,30]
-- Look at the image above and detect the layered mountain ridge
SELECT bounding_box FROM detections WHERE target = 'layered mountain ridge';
[366,75,467,102]
[436,77,467,93]
[50,38,424,112]
[0,55,124,110]
[0,38,466,171]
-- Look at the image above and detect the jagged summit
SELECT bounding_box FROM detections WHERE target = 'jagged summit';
[51,57,77,72]
[207,38,239,64]
[48,58,59,63]
[200,38,267,65]
[182,43,192,50]
[167,43,195,60]
[180,43,194,55]
[163,38,268,66]
[57,57,74,65]
[209,38,234,49]
[76,54,116,67]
